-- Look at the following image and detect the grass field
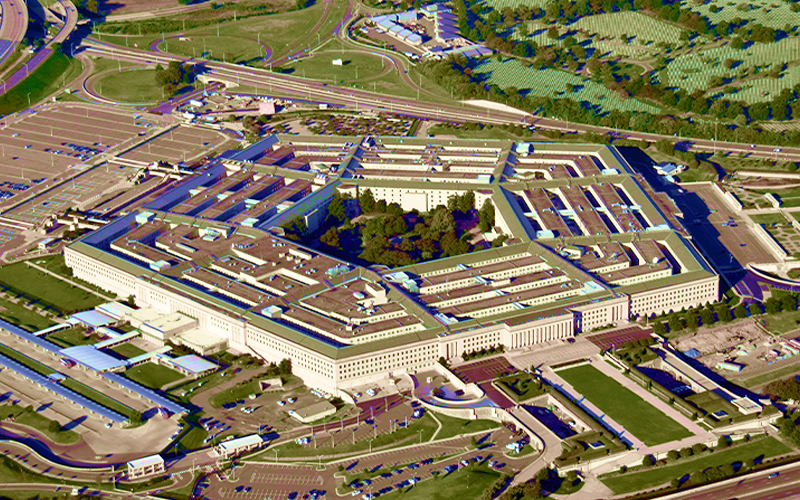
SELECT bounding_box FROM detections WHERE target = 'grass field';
[157,35,266,64]
[749,213,788,225]
[208,379,262,408]
[94,68,169,103]
[2,405,80,445]
[473,58,661,115]
[433,412,499,440]
[284,49,389,85]
[0,344,55,376]
[175,426,208,452]
[569,11,685,43]
[265,412,441,459]
[45,328,94,348]
[125,362,185,389]
[558,364,693,446]
[742,362,800,388]
[381,465,502,500]
[0,295,54,332]
[60,379,137,419]
[0,52,83,115]
[111,343,147,359]
[600,437,791,494]
[758,309,800,335]
[0,263,104,314]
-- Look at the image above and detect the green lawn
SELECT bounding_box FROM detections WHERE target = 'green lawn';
[284,49,389,85]
[496,373,547,402]
[175,426,208,452]
[125,362,185,389]
[0,344,55,376]
[759,309,800,335]
[1,405,80,445]
[600,437,792,494]
[0,296,55,332]
[46,328,94,348]
[264,412,441,459]
[742,363,800,388]
[0,52,83,114]
[0,263,105,315]
[433,413,500,440]
[749,213,789,226]
[0,456,60,486]
[558,364,693,446]
[675,161,718,182]
[208,380,262,408]
[60,379,137,419]
[157,35,266,64]
[381,466,502,500]
[111,343,147,359]
[94,68,170,103]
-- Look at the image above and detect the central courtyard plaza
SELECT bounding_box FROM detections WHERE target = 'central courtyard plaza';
[64,135,719,394]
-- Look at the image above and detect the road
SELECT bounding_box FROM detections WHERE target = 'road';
[79,39,800,163]
[668,462,800,500]
[0,0,79,96]
[0,0,28,69]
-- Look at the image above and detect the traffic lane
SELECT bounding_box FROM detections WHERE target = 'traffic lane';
[81,42,800,162]
[681,467,800,500]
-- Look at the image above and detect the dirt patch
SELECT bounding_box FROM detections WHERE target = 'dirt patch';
[673,321,767,359]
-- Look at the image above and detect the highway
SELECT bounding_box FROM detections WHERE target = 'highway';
[80,39,800,164]
[0,0,28,69]
[0,0,78,96]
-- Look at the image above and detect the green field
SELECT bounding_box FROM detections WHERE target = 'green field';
[157,35,266,64]
[125,362,185,389]
[175,426,208,451]
[569,11,685,43]
[558,364,693,446]
[0,295,55,332]
[601,437,792,494]
[749,213,789,225]
[94,68,170,103]
[45,328,94,348]
[0,263,104,315]
[2,405,80,445]
[473,58,661,115]
[0,344,55,376]
[111,343,147,359]
[432,412,500,440]
[284,49,390,85]
[208,379,262,408]
[60,379,137,419]
[381,466,502,500]
[0,52,83,115]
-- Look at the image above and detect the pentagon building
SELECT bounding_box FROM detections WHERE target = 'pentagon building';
[65,136,718,393]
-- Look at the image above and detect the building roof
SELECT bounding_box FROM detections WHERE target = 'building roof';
[683,348,702,358]
[292,400,335,419]
[219,434,263,450]
[60,345,128,372]
[70,310,116,329]
[127,454,164,468]
[96,302,136,320]
[169,354,218,374]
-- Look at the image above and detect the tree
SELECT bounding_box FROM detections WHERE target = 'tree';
[320,227,340,248]
[700,309,715,326]
[48,420,61,434]
[359,189,376,213]
[667,450,680,461]
[278,358,292,375]
[478,199,495,232]
[653,321,667,335]
[668,316,683,333]
[733,304,747,319]
[128,411,143,425]
[326,193,347,224]
[717,435,730,448]
[715,305,732,322]
[642,454,655,467]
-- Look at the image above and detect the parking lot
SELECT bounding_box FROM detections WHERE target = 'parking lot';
[116,124,232,165]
